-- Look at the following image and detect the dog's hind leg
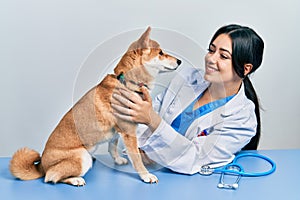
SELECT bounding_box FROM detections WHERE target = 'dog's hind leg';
[44,150,92,186]
[108,133,128,165]
[44,159,85,186]
[120,132,158,183]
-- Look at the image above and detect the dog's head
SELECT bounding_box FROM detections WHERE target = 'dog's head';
[114,27,181,78]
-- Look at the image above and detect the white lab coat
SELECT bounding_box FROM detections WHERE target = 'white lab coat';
[137,66,257,174]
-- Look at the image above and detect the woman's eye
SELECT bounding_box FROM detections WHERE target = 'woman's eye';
[221,54,229,59]
[159,50,163,55]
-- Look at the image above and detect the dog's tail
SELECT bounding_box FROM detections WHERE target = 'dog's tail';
[10,147,45,180]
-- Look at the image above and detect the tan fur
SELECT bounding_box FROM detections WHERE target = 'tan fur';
[9,27,180,186]
[10,147,44,180]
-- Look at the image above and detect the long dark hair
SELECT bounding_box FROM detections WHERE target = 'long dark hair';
[209,24,264,150]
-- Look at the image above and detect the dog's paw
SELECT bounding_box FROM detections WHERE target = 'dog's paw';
[141,173,158,184]
[63,177,86,186]
[114,156,128,165]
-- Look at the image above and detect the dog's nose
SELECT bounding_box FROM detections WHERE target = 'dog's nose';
[177,59,182,66]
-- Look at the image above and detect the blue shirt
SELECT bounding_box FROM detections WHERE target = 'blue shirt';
[171,93,235,136]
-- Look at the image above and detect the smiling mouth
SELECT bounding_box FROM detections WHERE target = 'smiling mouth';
[206,66,219,73]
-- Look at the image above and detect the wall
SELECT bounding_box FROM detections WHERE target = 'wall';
[1,0,299,156]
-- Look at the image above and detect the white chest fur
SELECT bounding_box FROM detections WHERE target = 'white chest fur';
[80,149,93,176]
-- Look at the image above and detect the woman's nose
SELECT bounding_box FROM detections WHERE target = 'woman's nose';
[206,52,218,64]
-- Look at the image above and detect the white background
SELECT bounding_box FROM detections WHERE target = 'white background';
[1,0,299,156]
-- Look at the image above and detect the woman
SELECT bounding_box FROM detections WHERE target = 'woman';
[111,24,264,174]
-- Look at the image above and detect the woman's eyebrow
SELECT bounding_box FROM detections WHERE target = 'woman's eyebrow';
[210,43,232,55]
[220,48,232,56]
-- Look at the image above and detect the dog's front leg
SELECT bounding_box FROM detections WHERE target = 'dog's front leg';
[108,133,128,165]
[120,132,158,183]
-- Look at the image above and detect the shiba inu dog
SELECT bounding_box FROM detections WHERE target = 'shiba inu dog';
[9,27,181,186]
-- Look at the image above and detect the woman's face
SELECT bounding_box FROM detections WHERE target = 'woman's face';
[204,34,241,86]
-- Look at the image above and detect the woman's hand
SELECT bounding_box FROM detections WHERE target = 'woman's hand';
[111,86,161,132]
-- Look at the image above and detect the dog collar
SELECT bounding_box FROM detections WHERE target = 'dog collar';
[128,80,149,90]
[117,73,126,85]
[117,73,149,94]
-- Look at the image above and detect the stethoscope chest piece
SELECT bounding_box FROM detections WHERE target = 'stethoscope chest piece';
[199,165,214,175]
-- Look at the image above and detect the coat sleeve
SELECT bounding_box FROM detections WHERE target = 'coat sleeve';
[139,102,257,175]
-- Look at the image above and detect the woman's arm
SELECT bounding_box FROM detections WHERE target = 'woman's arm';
[140,107,257,174]
[110,87,204,174]
[111,75,257,174]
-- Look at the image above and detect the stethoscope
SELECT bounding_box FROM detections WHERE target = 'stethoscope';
[199,152,276,189]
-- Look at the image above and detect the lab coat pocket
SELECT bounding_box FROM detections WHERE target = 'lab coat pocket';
[197,127,214,137]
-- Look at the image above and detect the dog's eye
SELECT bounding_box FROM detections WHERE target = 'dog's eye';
[159,50,163,56]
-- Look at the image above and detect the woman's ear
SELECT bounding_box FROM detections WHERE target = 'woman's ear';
[244,63,253,76]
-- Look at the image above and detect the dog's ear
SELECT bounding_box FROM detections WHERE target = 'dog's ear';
[137,26,151,48]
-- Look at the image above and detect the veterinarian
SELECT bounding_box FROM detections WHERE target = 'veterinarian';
[112,24,264,174]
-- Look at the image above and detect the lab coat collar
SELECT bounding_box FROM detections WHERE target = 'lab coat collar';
[184,82,250,139]
[168,76,250,119]
[159,68,209,124]
[220,82,248,117]
[178,68,249,115]
[160,66,250,124]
